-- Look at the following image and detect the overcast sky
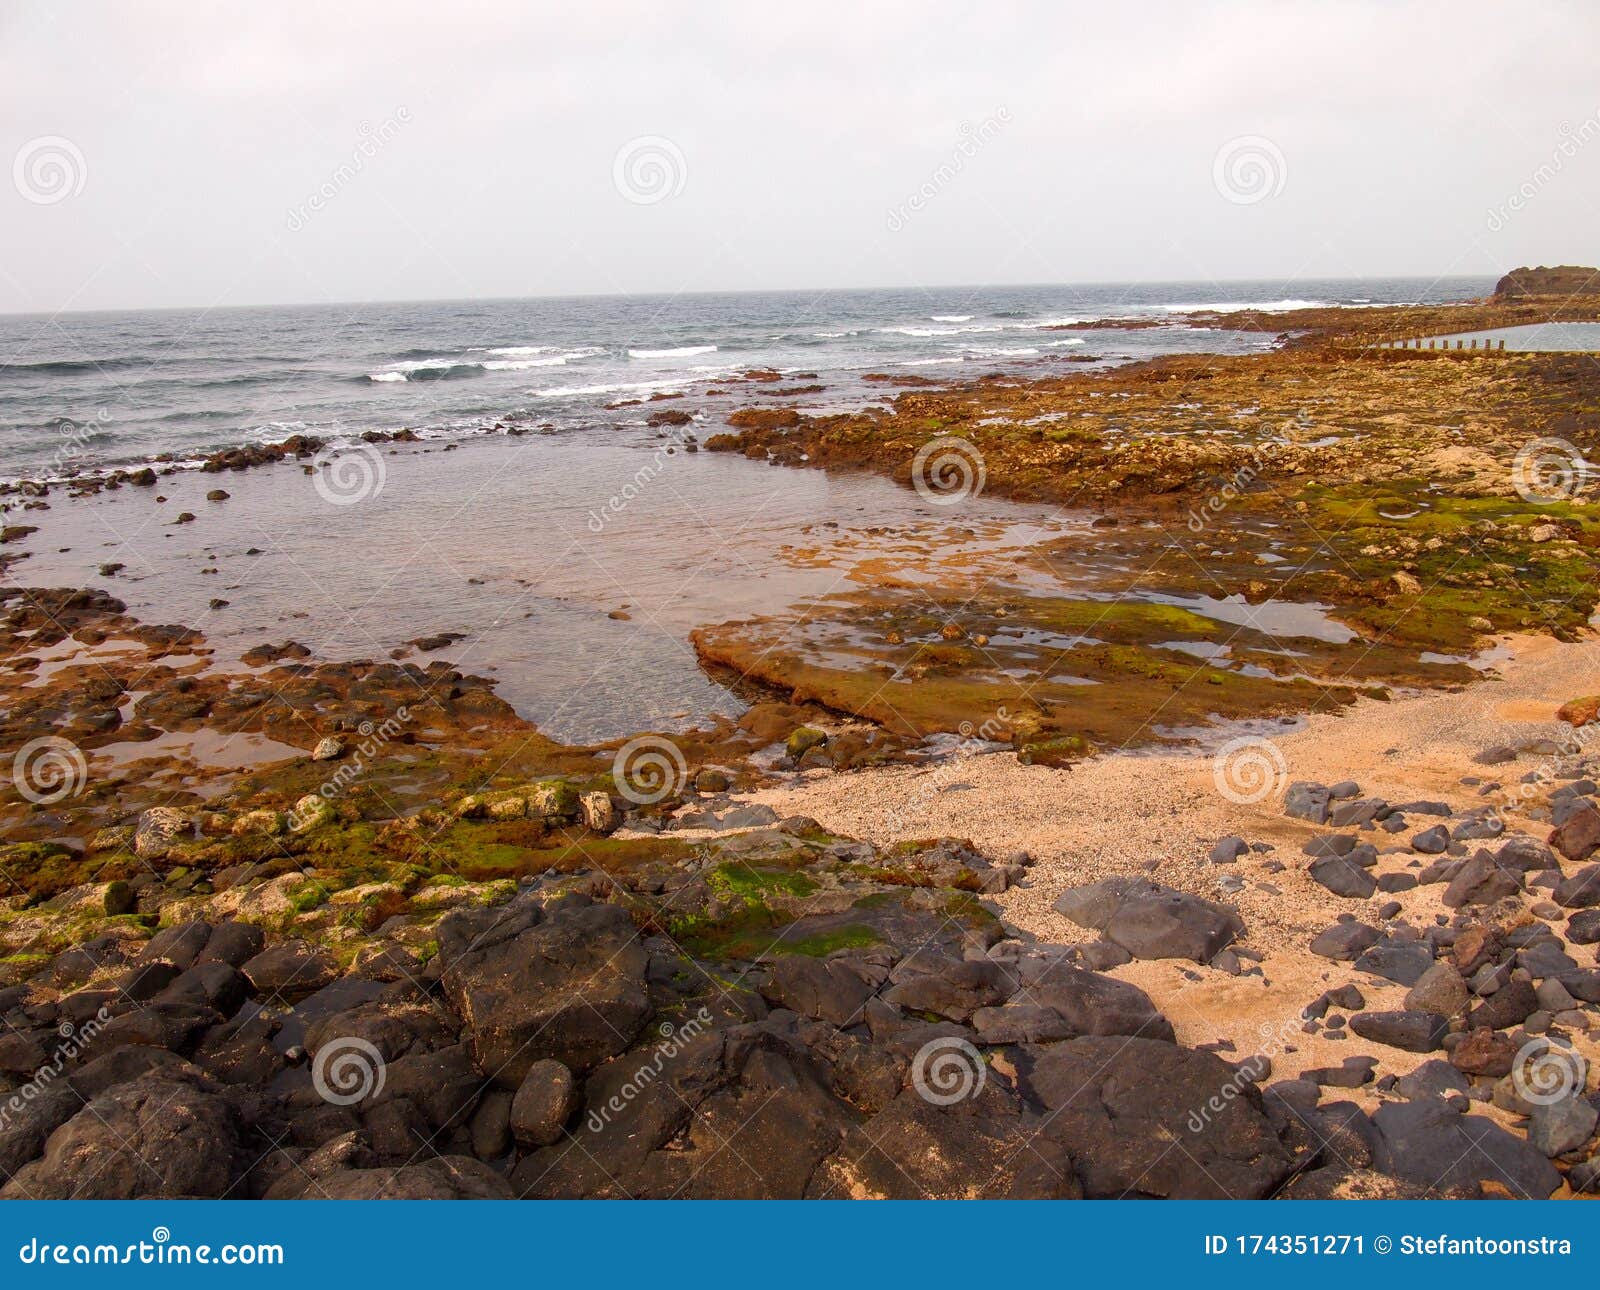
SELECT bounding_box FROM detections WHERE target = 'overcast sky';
[2,0,1597,314]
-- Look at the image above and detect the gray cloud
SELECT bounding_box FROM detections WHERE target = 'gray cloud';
[2,0,1597,312]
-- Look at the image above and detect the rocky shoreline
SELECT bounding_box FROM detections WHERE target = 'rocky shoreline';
[4,287,1600,1199]
[5,677,1600,1197]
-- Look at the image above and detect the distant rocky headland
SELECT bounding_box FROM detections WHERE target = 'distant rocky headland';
[1494,265,1600,299]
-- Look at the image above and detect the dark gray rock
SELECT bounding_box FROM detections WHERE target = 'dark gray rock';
[1026,963,1174,1042]
[1395,1058,1469,1101]
[1304,1055,1377,1088]
[509,1058,576,1149]
[240,941,338,1003]
[1553,865,1600,909]
[1468,977,1539,1031]
[1209,836,1248,864]
[1370,1099,1560,1197]
[1411,825,1450,854]
[1348,1010,1449,1052]
[1497,836,1557,871]
[882,957,1015,1021]
[1284,782,1332,824]
[1331,799,1386,828]
[1353,938,1434,986]
[761,955,875,1027]
[1529,1096,1598,1158]
[441,897,650,1087]
[1565,909,1600,944]
[1308,856,1377,899]
[1027,1036,1295,1199]
[1452,814,1505,842]
[1053,878,1242,963]
[0,1069,242,1199]
[1442,852,1523,908]
[1310,921,1380,961]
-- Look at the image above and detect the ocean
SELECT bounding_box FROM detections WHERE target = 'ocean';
[1,276,1497,741]
[0,277,1492,480]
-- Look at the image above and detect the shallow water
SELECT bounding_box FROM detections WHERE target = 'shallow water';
[7,430,1089,742]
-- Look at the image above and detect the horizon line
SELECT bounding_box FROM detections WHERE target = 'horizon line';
[0,272,1503,322]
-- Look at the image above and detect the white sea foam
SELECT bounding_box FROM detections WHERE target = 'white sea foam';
[627,344,718,359]
[367,346,601,381]
[481,356,575,370]
[929,314,973,322]
[877,324,1003,337]
[531,377,697,398]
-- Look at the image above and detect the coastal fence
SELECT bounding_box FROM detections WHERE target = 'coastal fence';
[1385,336,1507,351]
[1341,336,1512,359]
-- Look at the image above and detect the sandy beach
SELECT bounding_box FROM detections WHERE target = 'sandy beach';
[742,628,1600,1089]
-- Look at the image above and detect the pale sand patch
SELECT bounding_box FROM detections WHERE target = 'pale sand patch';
[742,630,1600,1088]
